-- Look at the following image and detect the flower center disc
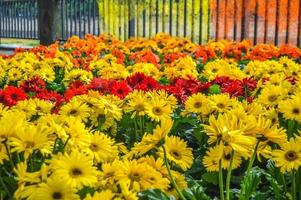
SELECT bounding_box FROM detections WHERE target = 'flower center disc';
[285,150,298,161]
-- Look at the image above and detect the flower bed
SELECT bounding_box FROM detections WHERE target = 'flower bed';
[0,33,301,199]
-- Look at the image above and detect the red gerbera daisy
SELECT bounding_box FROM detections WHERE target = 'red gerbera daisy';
[111,81,132,99]
[1,86,27,107]
[88,78,112,93]
[136,77,160,91]
[35,90,64,106]
[126,73,148,88]
[19,77,46,93]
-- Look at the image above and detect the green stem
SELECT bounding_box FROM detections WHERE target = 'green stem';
[162,146,186,200]
[219,160,225,200]
[297,170,301,199]
[134,117,139,141]
[287,120,295,138]
[139,116,143,137]
[3,141,15,169]
[0,169,12,199]
[62,136,71,152]
[292,171,296,200]
[246,140,260,175]
[52,137,59,154]
[226,150,234,200]
[281,174,287,194]
[29,153,34,172]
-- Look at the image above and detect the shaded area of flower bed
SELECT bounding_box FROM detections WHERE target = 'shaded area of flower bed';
[0,33,301,199]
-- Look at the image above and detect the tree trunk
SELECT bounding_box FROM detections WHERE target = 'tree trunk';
[37,0,60,45]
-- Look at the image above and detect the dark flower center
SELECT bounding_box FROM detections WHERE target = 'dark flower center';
[135,104,145,112]
[212,68,218,73]
[90,143,99,151]
[104,172,114,179]
[268,95,278,102]
[170,150,181,159]
[194,101,202,108]
[152,107,162,115]
[292,108,300,114]
[224,153,232,160]
[69,109,78,115]
[216,103,225,109]
[117,89,124,94]
[52,192,63,199]
[24,141,35,148]
[71,167,83,177]
[11,93,18,100]
[129,172,141,181]
[285,150,298,161]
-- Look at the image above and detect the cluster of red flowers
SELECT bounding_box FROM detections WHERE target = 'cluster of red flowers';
[0,72,258,108]
[212,76,257,101]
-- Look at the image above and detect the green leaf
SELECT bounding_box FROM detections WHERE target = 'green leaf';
[202,172,219,185]
[138,189,175,200]
[208,84,221,94]
[261,171,284,200]
[183,179,211,200]
[77,186,95,199]
[238,167,261,200]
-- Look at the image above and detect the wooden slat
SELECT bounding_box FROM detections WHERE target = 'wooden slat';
[225,0,235,40]
[256,0,266,44]
[266,0,277,44]
[211,0,218,40]
[287,0,299,45]
[218,0,226,39]
[277,0,289,44]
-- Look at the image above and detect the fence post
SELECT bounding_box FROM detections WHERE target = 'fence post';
[128,0,135,38]
[37,0,60,45]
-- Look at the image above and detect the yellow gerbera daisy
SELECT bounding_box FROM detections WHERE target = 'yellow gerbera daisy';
[85,190,114,200]
[184,93,211,115]
[257,85,287,107]
[85,131,118,163]
[279,93,301,122]
[9,124,51,159]
[30,177,79,200]
[60,99,90,122]
[145,97,172,122]
[158,136,193,171]
[272,138,301,172]
[51,151,99,189]
[204,112,256,158]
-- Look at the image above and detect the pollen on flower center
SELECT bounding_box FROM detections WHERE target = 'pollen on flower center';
[170,150,181,159]
[292,108,300,114]
[52,192,63,199]
[216,103,225,108]
[70,167,83,177]
[69,109,78,115]
[90,143,99,151]
[135,104,145,111]
[285,150,298,161]
[268,95,278,102]
[152,107,162,115]
[24,141,35,148]
[194,102,202,108]
[129,172,141,181]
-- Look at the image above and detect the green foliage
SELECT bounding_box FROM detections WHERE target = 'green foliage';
[238,167,261,200]
[201,172,219,186]
[139,189,175,200]
[183,179,211,200]
[209,84,221,94]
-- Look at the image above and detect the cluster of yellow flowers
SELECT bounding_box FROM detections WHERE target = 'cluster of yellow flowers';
[0,34,301,199]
